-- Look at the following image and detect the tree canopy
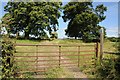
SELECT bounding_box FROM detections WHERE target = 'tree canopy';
[3,1,62,39]
[62,2,107,42]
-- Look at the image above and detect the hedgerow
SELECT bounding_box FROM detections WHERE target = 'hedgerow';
[95,40,120,79]
[1,36,16,78]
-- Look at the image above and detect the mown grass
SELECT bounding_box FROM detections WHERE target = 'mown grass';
[14,39,116,78]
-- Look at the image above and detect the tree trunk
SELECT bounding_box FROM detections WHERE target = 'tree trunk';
[16,32,20,39]
[24,30,29,39]
[75,36,77,39]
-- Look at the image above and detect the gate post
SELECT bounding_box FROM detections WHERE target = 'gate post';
[100,27,104,61]
[59,46,61,68]
[95,42,99,58]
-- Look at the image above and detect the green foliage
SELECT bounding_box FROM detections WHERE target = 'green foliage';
[50,32,58,40]
[3,1,62,39]
[45,67,62,78]
[107,37,119,42]
[62,2,107,42]
[115,37,120,76]
[95,58,120,80]
[1,36,16,78]
[0,22,1,36]
[95,40,120,79]
[118,38,120,52]
[95,60,118,79]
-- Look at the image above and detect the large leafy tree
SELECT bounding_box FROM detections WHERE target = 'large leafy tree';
[62,2,107,42]
[3,0,62,39]
[1,13,13,34]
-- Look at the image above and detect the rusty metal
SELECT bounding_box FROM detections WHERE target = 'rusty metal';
[61,59,78,61]
[61,50,95,52]
[15,60,36,62]
[15,44,95,47]
[15,51,35,53]
[16,51,59,53]
[78,46,80,67]
[59,46,61,68]
[36,45,38,72]
[61,65,77,67]
[79,54,95,56]
[79,50,95,52]
[37,59,59,61]
[14,55,59,57]
[95,42,99,58]
[61,62,77,64]
[19,70,46,73]
[61,54,94,57]
[15,43,97,73]
[17,65,57,68]
[17,59,59,62]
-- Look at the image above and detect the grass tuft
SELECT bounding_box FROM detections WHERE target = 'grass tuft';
[45,67,74,78]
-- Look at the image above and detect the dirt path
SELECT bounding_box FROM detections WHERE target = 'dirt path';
[34,41,88,78]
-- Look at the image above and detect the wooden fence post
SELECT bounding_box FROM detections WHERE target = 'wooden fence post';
[100,27,104,61]
[59,46,61,68]
[78,46,80,67]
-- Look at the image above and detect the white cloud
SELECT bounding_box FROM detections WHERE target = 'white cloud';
[106,27,118,32]
[93,0,119,2]
[106,27,118,37]
[107,29,118,33]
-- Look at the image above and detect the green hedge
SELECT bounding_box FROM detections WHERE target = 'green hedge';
[95,41,120,79]
[1,36,16,78]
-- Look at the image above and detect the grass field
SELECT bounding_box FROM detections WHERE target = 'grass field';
[14,39,117,52]
[13,39,117,78]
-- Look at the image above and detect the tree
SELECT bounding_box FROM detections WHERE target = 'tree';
[50,32,58,39]
[1,13,13,35]
[0,21,1,30]
[62,2,107,42]
[4,1,62,39]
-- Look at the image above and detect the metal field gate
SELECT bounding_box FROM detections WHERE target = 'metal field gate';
[14,43,98,73]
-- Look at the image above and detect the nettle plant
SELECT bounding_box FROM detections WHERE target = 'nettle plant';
[1,36,16,78]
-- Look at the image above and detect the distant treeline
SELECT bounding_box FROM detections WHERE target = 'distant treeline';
[107,37,120,42]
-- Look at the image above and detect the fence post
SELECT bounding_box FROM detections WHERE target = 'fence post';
[100,27,104,61]
[59,46,61,68]
[78,46,80,67]
[95,42,99,58]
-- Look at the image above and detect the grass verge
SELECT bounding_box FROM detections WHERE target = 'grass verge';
[45,67,74,78]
